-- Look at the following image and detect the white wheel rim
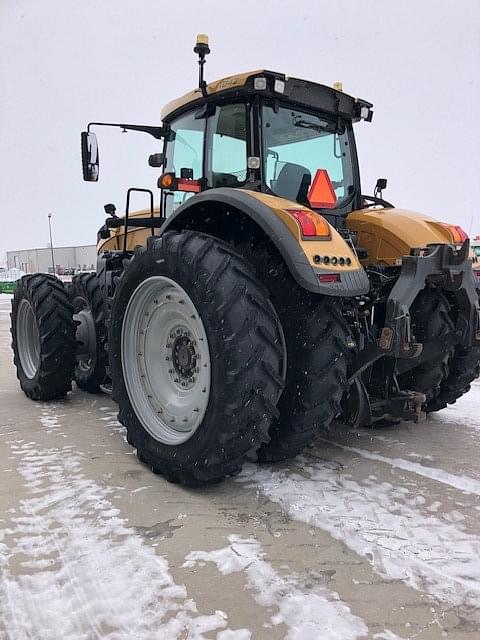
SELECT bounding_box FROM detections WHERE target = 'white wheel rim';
[121,276,211,445]
[17,299,41,379]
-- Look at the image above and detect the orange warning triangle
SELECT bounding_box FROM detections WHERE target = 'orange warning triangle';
[307,169,337,209]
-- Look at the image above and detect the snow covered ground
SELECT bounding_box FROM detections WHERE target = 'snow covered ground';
[1,293,480,639]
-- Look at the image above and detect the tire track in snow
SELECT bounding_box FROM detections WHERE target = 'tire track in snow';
[0,407,249,640]
[321,439,480,496]
[239,459,480,620]
[184,535,369,640]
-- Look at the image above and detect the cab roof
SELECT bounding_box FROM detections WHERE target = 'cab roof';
[161,69,373,124]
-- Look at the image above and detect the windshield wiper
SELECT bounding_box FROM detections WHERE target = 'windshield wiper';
[293,117,337,134]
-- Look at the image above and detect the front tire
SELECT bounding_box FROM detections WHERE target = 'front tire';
[11,274,75,400]
[109,231,285,486]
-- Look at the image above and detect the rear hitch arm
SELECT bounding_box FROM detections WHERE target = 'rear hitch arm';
[348,240,480,382]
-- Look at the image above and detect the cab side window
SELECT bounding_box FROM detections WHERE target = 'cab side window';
[206,104,248,188]
[164,112,205,216]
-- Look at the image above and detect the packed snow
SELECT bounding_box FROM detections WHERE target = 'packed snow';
[0,408,247,640]
[184,535,368,640]
[240,459,480,616]
[1,358,479,637]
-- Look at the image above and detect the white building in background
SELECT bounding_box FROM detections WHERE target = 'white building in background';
[6,245,97,274]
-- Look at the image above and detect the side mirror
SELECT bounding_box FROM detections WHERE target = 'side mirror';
[81,131,99,182]
[104,203,117,217]
[148,152,165,168]
[374,177,387,198]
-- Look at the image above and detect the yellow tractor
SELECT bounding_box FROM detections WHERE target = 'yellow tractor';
[11,36,480,485]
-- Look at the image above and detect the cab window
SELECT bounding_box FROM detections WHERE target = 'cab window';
[262,105,354,209]
[206,103,248,188]
[164,112,205,216]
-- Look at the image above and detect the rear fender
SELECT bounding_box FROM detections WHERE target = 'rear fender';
[159,188,369,296]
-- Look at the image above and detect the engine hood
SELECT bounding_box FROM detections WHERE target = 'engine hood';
[347,207,461,266]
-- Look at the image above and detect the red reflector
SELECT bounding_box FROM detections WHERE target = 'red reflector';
[176,178,201,193]
[307,169,337,209]
[318,273,341,283]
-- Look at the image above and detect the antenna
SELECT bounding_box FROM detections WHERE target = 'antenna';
[194,34,210,97]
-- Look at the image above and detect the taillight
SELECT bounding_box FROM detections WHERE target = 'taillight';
[439,223,469,244]
[286,209,331,239]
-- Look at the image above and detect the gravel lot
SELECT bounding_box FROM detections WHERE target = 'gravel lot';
[1,292,480,639]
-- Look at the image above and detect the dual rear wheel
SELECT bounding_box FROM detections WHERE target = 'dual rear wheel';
[398,288,480,413]
[15,234,477,486]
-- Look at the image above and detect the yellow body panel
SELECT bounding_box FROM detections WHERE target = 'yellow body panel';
[97,194,362,273]
[161,70,264,121]
[347,208,455,266]
[97,208,161,253]
[245,192,362,271]
[98,201,458,275]
[160,69,357,122]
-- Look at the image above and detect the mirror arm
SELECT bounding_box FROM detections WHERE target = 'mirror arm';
[87,122,166,139]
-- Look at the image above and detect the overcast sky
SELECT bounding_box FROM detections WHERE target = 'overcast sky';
[1,0,479,262]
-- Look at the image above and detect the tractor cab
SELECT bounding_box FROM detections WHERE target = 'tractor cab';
[158,60,373,224]
[82,35,374,229]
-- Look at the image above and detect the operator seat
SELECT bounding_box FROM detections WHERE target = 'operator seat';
[274,162,311,206]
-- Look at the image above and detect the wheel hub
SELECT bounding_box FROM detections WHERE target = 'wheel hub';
[169,330,199,386]
[73,301,96,374]
[121,276,211,445]
[16,299,41,379]
[74,307,96,359]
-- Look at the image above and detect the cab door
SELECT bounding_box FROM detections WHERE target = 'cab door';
[205,103,249,189]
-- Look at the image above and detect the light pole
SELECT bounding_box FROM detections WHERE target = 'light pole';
[47,213,55,274]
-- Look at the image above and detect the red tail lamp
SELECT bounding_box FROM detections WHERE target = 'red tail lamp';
[439,223,469,244]
[286,209,331,239]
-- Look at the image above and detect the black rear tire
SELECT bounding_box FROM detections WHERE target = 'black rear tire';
[397,289,454,402]
[11,274,75,400]
[426,345,480,412]
[70,272,108,393]
[109,231,285,486]
[242,248,351,463]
